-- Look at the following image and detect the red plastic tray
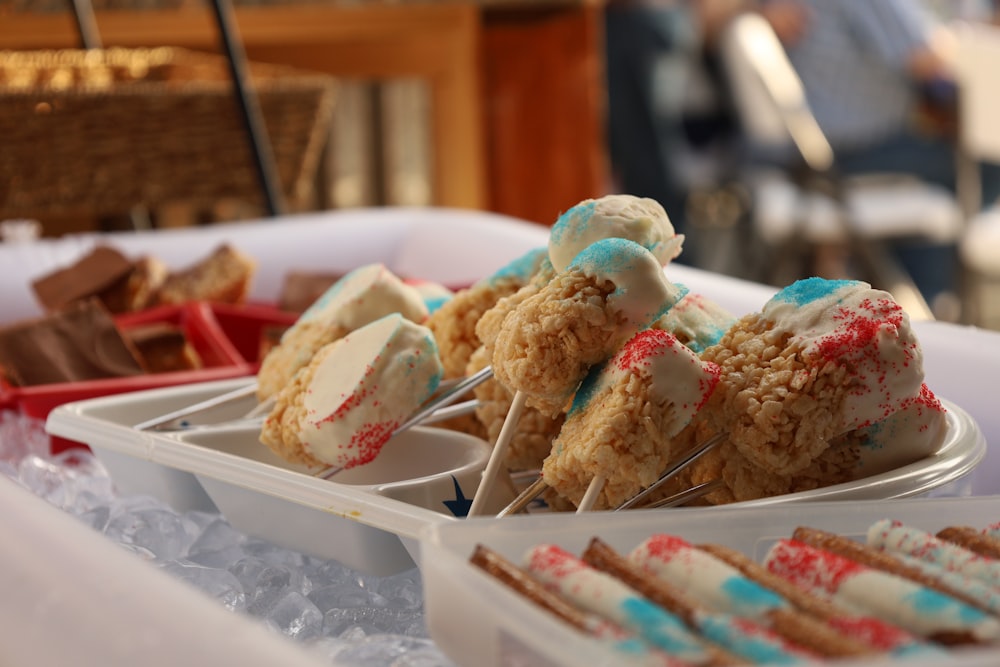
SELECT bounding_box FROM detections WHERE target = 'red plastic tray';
[205,302,298,370]
[0,301,298,452]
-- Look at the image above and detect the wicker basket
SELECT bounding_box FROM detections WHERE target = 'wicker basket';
[0,47,336,218]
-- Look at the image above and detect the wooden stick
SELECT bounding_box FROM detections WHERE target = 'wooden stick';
[468,389,526,516]
[576,472,606,513]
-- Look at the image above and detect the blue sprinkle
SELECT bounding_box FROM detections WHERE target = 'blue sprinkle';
[620,598,703,656]
[904,588,989,625]
[720,577,788,614]
[567,360,609,417]
[772,277,861,307]
[423,295,451,314]
[568,237,651,275]
[485,247,547,284]
[551,201,597,247]
[698,614,805,664]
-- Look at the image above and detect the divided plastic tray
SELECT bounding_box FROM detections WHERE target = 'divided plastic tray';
[46,374,986,577]
[45,378,516,575]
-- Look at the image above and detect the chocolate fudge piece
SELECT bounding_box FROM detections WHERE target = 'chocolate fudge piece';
[154,244,256,306]
[125,323,203,374]
[0,299,145,386]
[31,246,134,312]
[31,246,168,315]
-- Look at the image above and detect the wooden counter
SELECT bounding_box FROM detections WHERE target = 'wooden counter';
[0,1,607,224]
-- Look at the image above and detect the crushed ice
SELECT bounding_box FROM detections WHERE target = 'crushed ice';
[0,411,456,666]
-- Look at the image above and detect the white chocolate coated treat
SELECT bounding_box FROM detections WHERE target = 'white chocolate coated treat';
[549,195,684,272]
[569,329,719,435]
[299,263,428,332]
[652,293,736,354]
[762,278,924,431]
[868,519,1000,589]
[764,538,1000,642]
[884,549,1000,616]
[296,314,442,468]
[523,544,713,664]
[567,237,687,333]
[549,194,684,271]
[629,535,791,621]
[542,330,720,508]
[852,384,947,477]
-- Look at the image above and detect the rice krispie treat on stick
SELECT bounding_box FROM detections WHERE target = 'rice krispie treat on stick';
[651,293,737,354]
[482,238,687,415]
[260,313,442,469]
[256,263,427,400]
[470,238,685,516]
[426,247,549,380]
[548,194,684,272]
[542,329,721,511]
[475,194,683,361]
[466,344,564,472]
[678,277,929,503]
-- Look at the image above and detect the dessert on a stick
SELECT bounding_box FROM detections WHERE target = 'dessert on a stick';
[542,329,721,511]
[470,238,686,515]
[256,263,428,401]
[259,313,443,470]
[427,246,549,380]
[763,537,1000,645]
[642,277,933,505]
[651,293,736,355]
[481,238,687,416]
[470,545,689,667]
[466,344,564,473]
[547,194,683,273]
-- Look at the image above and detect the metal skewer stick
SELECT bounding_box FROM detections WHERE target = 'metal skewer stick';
[393,366,493,434]
[614,431,726,511]
[134,381,259,431]
[497,476,546,517]
[417,399,480,425]
[644,479,724,509]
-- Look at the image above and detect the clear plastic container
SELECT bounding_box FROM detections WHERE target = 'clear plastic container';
[422,495,1000,667]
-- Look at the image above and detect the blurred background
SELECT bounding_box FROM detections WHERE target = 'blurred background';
[2,0,1000,328]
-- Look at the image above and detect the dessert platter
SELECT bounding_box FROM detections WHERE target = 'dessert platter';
[33,195,987,585]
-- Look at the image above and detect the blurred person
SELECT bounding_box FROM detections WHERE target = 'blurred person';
[603,0,808,267]
[754,0,1000,315]
[603,0,702,246]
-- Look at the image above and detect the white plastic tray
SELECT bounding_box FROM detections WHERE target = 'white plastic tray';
[422,495,1000,667]
[47,375,985,578]
[45,377,516,575]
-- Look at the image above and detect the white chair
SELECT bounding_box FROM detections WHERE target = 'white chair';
[718,12,965,320]
[952,22,1000,328]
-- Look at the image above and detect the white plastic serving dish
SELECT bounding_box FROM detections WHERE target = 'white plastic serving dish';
[422,495,1000,667]
[46,377,986,576]
[45,377,515,576]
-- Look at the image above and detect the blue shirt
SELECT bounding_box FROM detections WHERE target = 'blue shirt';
[780,0,934,150]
